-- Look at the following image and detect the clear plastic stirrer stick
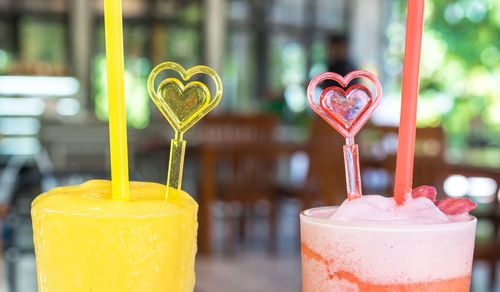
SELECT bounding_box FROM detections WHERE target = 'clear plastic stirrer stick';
[147,62,223,199]
[306,71,382,200]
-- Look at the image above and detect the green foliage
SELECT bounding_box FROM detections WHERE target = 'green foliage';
[390,0,500,149]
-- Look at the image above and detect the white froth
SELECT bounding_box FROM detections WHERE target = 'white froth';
[329,195,469,224]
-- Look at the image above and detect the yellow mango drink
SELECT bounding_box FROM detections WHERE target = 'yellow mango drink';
[30,56,222,291]
[32,180,198,291]
[30,0,223,288]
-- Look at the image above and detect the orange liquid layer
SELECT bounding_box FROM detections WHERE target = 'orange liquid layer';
[301,243,471,292]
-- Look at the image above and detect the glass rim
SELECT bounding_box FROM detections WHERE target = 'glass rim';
[300,206,477,231]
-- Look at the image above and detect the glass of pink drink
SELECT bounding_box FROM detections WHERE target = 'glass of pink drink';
[303,66,478,291]
[300,205,476,292]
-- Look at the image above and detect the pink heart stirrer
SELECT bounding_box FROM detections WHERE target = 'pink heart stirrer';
[307,70,382,200]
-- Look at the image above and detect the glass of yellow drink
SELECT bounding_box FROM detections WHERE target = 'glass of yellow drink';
[32,180,198,292]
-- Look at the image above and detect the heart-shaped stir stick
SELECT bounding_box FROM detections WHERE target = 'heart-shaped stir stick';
[148,62,222,198]
[307,70,382,200]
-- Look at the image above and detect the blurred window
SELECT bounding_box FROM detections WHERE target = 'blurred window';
[164,26,202,67]
[223,27,256,109]
[0,12,69,76]
[270,0,306,26]
[309,41,327,79]
[272,36,307,86]
[0,20,12,74]
[0,96,45,156]
[92,0,203,129]
[225,0,348,114]
[0,137,41,156]
[227,0,249,22]
[0,76,78,96]
[269,34,306,113]
[0,97,45,116]
[315,0,347,29]
[19,16,67,63]
[153,0,203,24]
[17,0,67,12]
[0,1,72,156]
[0,118,41,136]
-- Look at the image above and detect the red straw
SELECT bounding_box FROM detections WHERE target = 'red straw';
[394,0,425,205]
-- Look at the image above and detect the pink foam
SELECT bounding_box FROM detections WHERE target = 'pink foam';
[330,195,471,224]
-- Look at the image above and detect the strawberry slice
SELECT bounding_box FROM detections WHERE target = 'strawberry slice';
[435,197,477,215]
[412,185,477,215]
[411,185,437,202]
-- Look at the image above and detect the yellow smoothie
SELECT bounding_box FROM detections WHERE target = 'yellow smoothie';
[31,180,198,292]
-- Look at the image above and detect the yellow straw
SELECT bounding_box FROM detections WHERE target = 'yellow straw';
[104,0,129,200]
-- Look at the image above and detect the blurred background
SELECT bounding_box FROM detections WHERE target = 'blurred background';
[0,0,500,291]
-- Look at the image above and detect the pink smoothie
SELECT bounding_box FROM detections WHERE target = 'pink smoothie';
[300,196,476,292]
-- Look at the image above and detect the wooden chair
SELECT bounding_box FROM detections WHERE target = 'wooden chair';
[412,126,447,196]
[359,125,447,196]
[281,124,447,207]
[279,121,416,209]
[197,114,279,253]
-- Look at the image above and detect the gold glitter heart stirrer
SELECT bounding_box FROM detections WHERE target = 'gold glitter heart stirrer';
[148,62,223,199]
